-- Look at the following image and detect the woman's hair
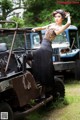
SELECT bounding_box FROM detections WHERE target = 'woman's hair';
[52,9,66,19]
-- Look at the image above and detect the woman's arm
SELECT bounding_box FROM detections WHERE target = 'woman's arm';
[55,13,71,35]
[32,25,49,32]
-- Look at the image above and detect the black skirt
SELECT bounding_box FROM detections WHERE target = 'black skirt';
[32,39,55,86]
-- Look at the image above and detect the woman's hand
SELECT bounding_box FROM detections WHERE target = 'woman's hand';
[32,28,36,32]
[65,12,70,18]
[65,12,71,25]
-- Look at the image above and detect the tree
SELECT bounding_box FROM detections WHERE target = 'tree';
[0,0,24,20]
[23,0,57,26]
[0,0,13,20]
[23,0,80,28]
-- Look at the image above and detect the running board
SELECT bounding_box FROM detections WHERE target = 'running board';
[14,95,53,119]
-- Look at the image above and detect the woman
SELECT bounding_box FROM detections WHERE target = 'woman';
[32,9,71,98]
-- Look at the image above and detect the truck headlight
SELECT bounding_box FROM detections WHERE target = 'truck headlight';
[60,48,70,54]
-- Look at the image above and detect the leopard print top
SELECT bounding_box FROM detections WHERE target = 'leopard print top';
[44,28,56,41]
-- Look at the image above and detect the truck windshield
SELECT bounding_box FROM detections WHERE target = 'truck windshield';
[30,31,68,49]
[0,33,24,50]
[52,32,67,44]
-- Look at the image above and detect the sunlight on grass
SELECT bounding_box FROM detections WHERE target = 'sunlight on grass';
[65,81,80,104]
[42,81,80,120]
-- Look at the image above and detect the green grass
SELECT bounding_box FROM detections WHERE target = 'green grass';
[25,80,80,120]
[65,80,80,103]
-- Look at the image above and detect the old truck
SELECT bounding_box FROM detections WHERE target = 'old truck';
[27,25,80,79]
[26,25,80,61]
[52,25,80,79]
[0,21,65,120]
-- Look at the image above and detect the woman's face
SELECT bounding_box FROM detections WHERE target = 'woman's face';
[54,13,63,25]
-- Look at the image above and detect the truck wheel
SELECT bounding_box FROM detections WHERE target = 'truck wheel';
[53,77,65,101]
[0,102,13,120]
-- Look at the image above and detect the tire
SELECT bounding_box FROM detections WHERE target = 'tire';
[53,76,65,101]
[0,102,13,120]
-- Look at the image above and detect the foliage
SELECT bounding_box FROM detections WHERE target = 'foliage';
[23,0,80,28]
[0,0,24,24]
[0,0,80,29]
[26,111,43,120]
[23,0,44,26]
[23,11,36,27]
[23,0,57,26]
[62,4,80,27]
[0,0,13,20]
[11,16,25,28]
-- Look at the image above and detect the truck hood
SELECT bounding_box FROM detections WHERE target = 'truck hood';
[52,42,70,49]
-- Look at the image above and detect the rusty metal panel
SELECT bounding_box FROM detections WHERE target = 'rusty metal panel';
[11,71,39,107]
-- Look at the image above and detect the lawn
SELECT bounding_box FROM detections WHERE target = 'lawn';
[25,80,80,120]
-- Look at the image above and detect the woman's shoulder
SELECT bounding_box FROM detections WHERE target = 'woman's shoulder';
[46,23,55,29]
[49,23,55,26]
